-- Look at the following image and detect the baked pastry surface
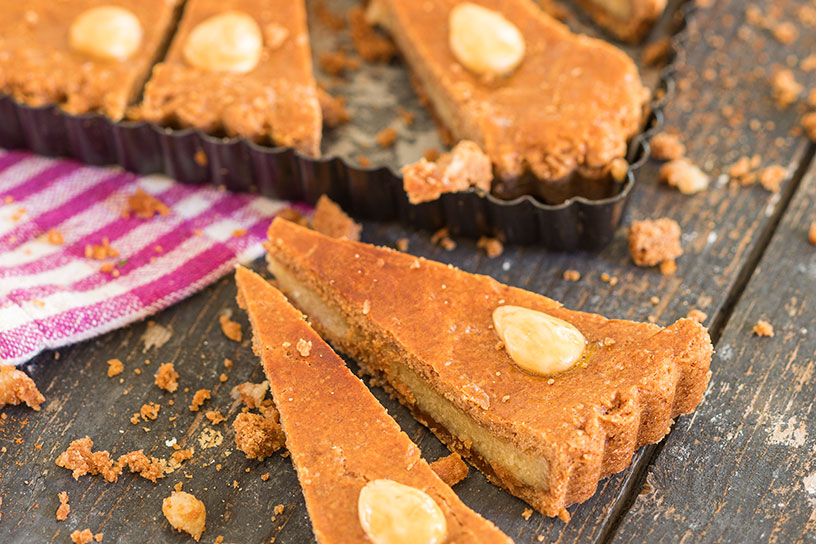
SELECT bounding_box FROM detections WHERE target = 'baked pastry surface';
[235,266,512,543]
[575,0,667,42]
[367,0,647,198]
[0,0,181,119]
[264,218,713,518]
[137,0,321,155]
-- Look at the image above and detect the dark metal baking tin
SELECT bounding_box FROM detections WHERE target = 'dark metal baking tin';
[0,4,688,250]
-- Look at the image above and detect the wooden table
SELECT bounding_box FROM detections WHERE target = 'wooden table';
[2,0,816,542]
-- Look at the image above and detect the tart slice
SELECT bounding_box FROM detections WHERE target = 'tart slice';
[234,266,511,543]
[0,1,182,119]
[263,218,713,519]
[366,0,647,201]
[575,0,667,43]
[136,0,321,156]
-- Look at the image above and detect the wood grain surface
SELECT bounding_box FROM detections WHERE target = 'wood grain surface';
[2,0,816,542]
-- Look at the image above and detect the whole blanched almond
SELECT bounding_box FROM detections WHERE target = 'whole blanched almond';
[358,479,447,544]
[448,2,525,79]
[493,305,586,377]
[183,11,263,74]
[69,6,143,61]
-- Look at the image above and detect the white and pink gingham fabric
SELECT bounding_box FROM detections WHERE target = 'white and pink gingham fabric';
[0,149,295,365]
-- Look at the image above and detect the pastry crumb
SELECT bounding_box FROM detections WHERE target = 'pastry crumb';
[56,437,121,482]
[771,69,802,108]
[312,195,361,242]
[522,508,533,520]
[140,402,160,421]
[808,221,816,245]
[431,227,457,251]
[296,338,312,357]
[219,315,242,342]
[56,491,70,521]
[317,87,350,128]
[607,157,629,182]
[118,451,167,482]
[753,319,775,337]
[163,491,206,541]
[687,309,707,323]
[125,188,170,219]
[759,164,787,193]
[357,155,371,167]
[628,218,683,267]
[205,411,226,425]
[395,238,410,252]
[70,529,96,544]
[401,140,492,204]
[477,236,504,258]
[0,365,45,410]
[274,504,285,515]
[802,112,816,141]
[375,127,398,148]
[562,269,581,281]
[84,237,119,260]
[659,158,710,194]
[641,37,672,67]
[772,21,798,44]
[349,6,396,62]
[46,229,64,245]
[155,363,179,393]
[190,389,211,412]
[429,453,468,487]
[650,132,686,160]
[233,412,284,461]
[107,359,124,378]
[318,50,360,75]
[231,381,269,410]
[659,259,677,276]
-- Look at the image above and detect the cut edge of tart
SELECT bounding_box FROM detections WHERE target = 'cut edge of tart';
[234,265,513,543]
[263,218,713,519]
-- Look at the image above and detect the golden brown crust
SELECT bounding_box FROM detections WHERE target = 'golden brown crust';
[0,365,44,410]
[264,219,713,517]
[367,0,646,185]
[0,1,181,119]
[429,453,469,487]
[574,0,667,42]
[234,266,511,543]
[311,196,362,241]
[136,0,321,155]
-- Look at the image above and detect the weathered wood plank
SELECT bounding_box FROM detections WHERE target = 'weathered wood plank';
[609,147,816,544]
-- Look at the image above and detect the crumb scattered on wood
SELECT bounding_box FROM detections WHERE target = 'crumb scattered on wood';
[190,389,211,412]
[431,227,457,251]
[429,453,469,487]
[522,508,533,520]
[106,359,124,378]
[659,158,710,194]
[155,363,179,393]
[56,491,70,521]
[395,238,409,252]
[659,258,678,276]
[650,132,686,161]
[163,491,206,541]
[753,319,775,337]
[809,221,816,245]
[562,269,581,281]
[0,365,44,410]
[232,412,284,461]
[70,529,101,544]
[687,310,708,323]
[312,195,361,241]
[758,164,787,193]
[219,315,242,342]
[477,237,504,258]
[205,411,226,425]
[771,68,802,108]
[628,218,683,267]
[802,112,816,141]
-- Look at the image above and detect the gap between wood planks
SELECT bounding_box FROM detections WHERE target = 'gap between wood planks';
[595,142,816,544]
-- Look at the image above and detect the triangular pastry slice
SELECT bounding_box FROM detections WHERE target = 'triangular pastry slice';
[263,218,713,519]
[234,266,511,543]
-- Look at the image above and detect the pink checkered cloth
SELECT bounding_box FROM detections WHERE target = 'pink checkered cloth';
[0,149,296,365]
